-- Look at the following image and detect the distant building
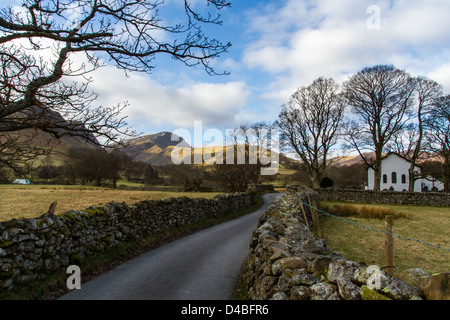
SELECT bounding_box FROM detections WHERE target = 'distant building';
[13,179,31,185]
[367,153,444,192]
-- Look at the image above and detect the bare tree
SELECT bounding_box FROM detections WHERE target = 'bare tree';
[0,0,231,171]
[0,129,51,175]
[387,76,443,191]
[170,163,205,192]
[424,95,450,191]
[212,146,261,192]
[210,123,273,192]
[278,77,346,188]
[342,65,415,191]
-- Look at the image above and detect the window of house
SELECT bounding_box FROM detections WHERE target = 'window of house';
[401,174,406,184]
[392,172,397,184]
[383,174,388,184]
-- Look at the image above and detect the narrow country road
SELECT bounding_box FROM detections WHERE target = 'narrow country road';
[59,193,282,300]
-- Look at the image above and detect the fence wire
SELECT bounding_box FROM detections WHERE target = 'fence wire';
[299,199,450,252]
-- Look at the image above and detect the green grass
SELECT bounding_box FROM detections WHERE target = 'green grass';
[319,201,450,275]
[116,179,146,188]
[0,184,222,221]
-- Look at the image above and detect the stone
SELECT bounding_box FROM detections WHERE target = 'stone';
[0,258,13,272]
[271,257,307,276]
[0,230,10,241]
[23,219,40,230]
[327,292,342,300]
[258,276,278,299]
[398,268,430,288]
[0,278,13,289]
[361,285,391,300]
[353,266,390,290]
[23,252,40,261]
[420,273,450,300]
[282,217,301,228]
[383,277,423,300]
[260,234,276,246]
[259,221,275,232]
[310,282,338,300]
[327,258,363,283]
[11,234,30,244]
[337,278,362,300]
[309,256,333,273]
[271,292,289,300]
[269,250,291,263]
[6,227,23,237]
[291,286,311,300]
[34,240,45,247]
[276,274,293,292]
[268,241,291,255]
[3,219,24,228]
[289,270,320,286]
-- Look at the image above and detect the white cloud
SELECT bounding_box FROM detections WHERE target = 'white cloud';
[87,65,251,132]
[242,0,450,104]
[428,63,450,94]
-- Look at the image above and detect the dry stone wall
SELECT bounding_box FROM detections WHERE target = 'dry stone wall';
[240,187,448,300]
[0,193,255,291]
[316,188,450,207]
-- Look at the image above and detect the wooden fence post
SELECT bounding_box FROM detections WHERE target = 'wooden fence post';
[308,195,321,237]
[385,215,395,276]
[48,201,58,215]
[299,200,310,230]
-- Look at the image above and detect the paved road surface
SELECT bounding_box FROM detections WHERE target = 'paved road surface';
[59,193,282,300]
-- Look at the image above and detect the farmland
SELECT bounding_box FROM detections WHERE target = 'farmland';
[319,201,450,275]
[0,184,222,221]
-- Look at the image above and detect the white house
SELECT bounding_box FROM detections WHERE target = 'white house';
[367,153,444,192]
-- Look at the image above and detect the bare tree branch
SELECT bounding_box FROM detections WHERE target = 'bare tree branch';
[278,77,346,188]
[0,0,231,172]
[424,95,450,191]
[342,65,415,191]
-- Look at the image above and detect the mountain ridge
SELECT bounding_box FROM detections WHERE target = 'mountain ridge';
[119,131,190,165]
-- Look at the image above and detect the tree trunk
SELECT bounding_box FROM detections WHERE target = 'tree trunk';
[309,170,321,189]
[408,166,416,192]
[372,147,384,191]
[444,156,450,192]
[373,167,382,191]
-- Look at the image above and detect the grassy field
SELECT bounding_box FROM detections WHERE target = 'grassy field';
[319,201,450,275]
[0,184,222,221]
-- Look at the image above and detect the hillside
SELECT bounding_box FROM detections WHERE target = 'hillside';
[331,152,376,167]
[331,151,443,168]
[120,132,190,165]
[120,133,285,167]
[25,129,99,165]
[5,106,101,166]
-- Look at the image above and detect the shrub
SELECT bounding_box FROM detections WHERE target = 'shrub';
[320,177,334,189]
[323,204,409,220]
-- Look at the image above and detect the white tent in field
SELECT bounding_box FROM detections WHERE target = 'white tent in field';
[13,179,31,185]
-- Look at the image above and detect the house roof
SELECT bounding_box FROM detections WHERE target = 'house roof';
[381,152,424,169]
[364,152,424,170]
[366,152,423,171]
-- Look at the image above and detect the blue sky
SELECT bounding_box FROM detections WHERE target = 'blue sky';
[55,1,450,145]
